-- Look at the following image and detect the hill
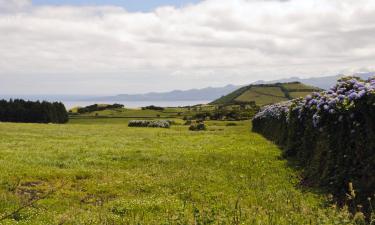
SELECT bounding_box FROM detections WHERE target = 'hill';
[211,82,321,106]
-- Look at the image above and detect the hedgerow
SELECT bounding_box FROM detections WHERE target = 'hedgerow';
[128,120,171,128]
[253,77,375,214]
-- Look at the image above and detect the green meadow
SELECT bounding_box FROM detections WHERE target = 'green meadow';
[0,118,354,224]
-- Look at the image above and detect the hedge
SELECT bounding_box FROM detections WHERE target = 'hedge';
[252,77,375,213]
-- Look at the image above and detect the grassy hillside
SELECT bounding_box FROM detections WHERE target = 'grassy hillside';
[211,82,321,106]
[0,120,353,224]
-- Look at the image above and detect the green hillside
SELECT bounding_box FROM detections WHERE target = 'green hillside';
[211,82,321,106]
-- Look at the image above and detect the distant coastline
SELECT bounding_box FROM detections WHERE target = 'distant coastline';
[62,100,211,110]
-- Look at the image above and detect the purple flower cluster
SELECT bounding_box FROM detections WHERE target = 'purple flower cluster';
[295,77,375,127]
[253,101,291,121]
[254,77,375,128]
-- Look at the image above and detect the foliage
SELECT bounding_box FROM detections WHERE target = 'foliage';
[193,103,259,121]
[128,120,171,128]
[253,77,375,214]
[0,99,68,124]
[0,120,354,224]
[76,104,124,114]
[141,105,165,110]
[188,121,207,131]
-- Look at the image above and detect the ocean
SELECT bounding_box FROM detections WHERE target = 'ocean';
[63,100,211,110]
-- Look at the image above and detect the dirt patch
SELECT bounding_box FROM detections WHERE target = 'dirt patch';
[16,181,45,200]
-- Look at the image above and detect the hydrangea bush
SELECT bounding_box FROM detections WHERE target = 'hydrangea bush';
[253,77,375,212]
[128,120,171,128]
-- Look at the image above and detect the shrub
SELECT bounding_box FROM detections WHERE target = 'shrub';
[166,120,177,125]
[77,104,123,114]
[183,116,193,121]
[252,77,375,211]
[192,105,259,121]
[141,105,164,110]
[189,121,206,131]
[128,120,170,128]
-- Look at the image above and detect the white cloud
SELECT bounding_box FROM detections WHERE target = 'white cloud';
[0,0,374,94]
[0,0,31,12]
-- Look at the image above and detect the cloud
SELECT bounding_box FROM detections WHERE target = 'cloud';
[0,0,374,94]
[0,0,31,12]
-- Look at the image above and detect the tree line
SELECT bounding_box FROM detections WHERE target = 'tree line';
[0,99,68,124]
[76,104,124,114]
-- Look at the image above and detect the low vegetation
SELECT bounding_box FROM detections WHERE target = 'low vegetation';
[141,105,165,110]
[192,103,259,121]
[74,104,124,114]
[188,121,207,131]
[253,77,375,221]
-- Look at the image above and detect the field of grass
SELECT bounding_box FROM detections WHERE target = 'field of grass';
[235,89,288,106]
[0,119,353,224]
[250,87,286,97]
[212,82,322,106]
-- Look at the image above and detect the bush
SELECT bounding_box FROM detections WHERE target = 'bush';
[128,120,170,128]
[141,105,164,110]
[166,120,177,125]
[189,121,206,131]
[252,77,375,211]
[192,105,259,121]
[77,104,123,114]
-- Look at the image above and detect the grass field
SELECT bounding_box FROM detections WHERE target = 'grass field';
[235,89,288,106]
[212,82,321,106]
[0,120,353,224]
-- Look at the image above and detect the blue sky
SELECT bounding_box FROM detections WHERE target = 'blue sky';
[32,0,202,11]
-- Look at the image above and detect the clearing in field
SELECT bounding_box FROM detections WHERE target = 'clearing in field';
[0,120,351,224]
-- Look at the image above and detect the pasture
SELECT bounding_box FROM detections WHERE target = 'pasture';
[0,119,353,224]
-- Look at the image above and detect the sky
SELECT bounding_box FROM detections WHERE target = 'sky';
[32,0,201,12]
[0,0,375,95]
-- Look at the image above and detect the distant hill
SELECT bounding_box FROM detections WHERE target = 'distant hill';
[94,84,242,101]
[253,72,375,90]
[211,82,321,106]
